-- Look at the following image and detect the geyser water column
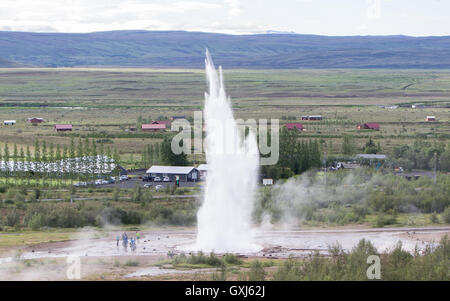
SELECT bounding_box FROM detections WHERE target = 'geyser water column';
[195,51,261,253]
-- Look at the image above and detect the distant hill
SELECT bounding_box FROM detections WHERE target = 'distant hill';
[1,30,450,68]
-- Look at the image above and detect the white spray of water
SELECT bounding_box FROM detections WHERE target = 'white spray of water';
[195,51,261,253]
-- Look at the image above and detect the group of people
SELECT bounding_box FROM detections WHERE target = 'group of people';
[116,231,141,251]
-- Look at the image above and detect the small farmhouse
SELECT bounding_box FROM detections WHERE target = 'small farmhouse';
[28,117,44,124]
[426,116,436,121]
[152,120,171,126]
[355,154,387,160]
[357,123,380,130]
[336,162,360,170]
[301,115,322,120]
[3,120,16,125]
[285,123,304,131]
[262,179,273,186]
[146,166,199,182]
[142,123,166,132]
[55,124,72,131]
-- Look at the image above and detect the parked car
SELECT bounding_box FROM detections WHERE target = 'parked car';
[100,179,109,185]
[119,175,129,181]
[95,179,103,185]
[154,176,161,182]
[73,181,87,187]
[163,176,170,182]
[155,184,164,191]
[108,177,116,184]
[144,183,153,188]
[142,175,151,182]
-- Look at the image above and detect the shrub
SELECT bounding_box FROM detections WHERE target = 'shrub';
[430,212,439,224]
[14,192,25,203]
[271,237,450,280]
[175,252,225,267]
[248,261,266,281]
[28,214,44,230]
[124,260,139,267]
[443,207,450,224]
[112,188,120,202]
[211,266,227,281]
[95,215,104,227]
[132,185,142,202]
[57,206,83,228]
[174,188,189,195]
[223,253,243,265]
[6,209,20,227]
[375,214,397,228]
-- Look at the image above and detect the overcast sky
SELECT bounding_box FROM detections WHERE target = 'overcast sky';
[0,0,449,36]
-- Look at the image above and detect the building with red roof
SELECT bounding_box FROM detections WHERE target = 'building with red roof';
[55,124,72,131]
[285,123,304,131]
[28,117,45,124]
[142,123,166,132]
[152,120,171,127]
[357,123,380,130]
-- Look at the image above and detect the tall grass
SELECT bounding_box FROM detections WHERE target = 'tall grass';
[271,236,449,281]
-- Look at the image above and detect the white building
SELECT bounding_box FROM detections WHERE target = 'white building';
[355,154,387,160]
[146,166,199,182]
[197,164,208,180]
[262,179,273,186]
[3,120,16,125]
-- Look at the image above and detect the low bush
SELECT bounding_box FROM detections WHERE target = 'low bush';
[124,260,139,267]
[443,207,450,224]
[271,236,449,280]
[375,214,397,228]
[223,253,243,265]
[248,261,266,281]
[5,209,21,227]
[173,252,224,267]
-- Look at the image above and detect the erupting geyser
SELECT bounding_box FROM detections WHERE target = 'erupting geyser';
[195,51,261,252]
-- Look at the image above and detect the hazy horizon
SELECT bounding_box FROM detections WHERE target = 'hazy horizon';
[1,0,449,37]
[2,28,450,38]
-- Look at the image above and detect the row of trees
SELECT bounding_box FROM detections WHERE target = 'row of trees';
[136,136,189,169]
[0,134,191,186]
[0,138,122,187]
[391,140,450,171]
[139,143,162,168]
[263,128,322,180]
[341,135,382,155]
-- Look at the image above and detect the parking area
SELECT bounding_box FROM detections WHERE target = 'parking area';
[103,177,199,189]
[73,170,202,189]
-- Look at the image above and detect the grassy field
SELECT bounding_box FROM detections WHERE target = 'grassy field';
[0,68,449,166]
[0,68,448,281]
